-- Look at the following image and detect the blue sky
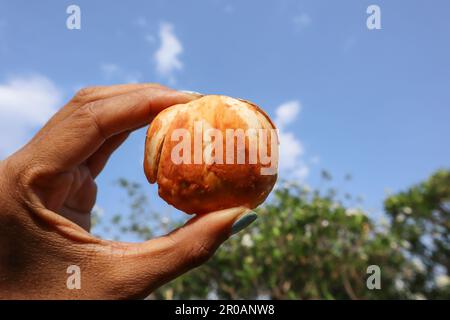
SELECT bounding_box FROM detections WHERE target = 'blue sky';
[1,0,449,236]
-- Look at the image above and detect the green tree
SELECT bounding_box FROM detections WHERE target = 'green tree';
[93,170,450,299]
[384,169,450,299]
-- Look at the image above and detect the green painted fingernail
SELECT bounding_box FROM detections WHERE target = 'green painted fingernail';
[231,211,258,235]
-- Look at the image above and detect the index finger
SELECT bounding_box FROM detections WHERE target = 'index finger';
[32,87,196,170]
[31,83,168,143]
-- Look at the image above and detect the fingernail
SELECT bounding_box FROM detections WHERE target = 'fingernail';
[179,90,204,97]
[231,211,258,235]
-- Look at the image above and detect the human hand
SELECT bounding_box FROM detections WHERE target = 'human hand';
[0,84,256,299]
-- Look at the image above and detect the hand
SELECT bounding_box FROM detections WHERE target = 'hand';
[0,84,254,299]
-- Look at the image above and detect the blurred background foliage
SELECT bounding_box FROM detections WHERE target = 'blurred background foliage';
[93,169,450,299]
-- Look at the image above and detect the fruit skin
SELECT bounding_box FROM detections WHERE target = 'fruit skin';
[144,95,278,214]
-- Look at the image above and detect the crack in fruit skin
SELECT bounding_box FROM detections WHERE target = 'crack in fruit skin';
[144,95,278,214]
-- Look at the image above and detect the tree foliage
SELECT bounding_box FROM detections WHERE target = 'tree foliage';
[93,170,450,299]
[384,169,450,299]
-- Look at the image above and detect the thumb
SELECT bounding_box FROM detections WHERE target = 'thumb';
[105,207,257,299]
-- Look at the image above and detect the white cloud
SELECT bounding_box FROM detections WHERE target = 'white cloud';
[293,163,310,180]
[0,75,62,157]
[275,100,301,129]
[278,131,303,167]
[154,22,183,83]
[274,100,309,181]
